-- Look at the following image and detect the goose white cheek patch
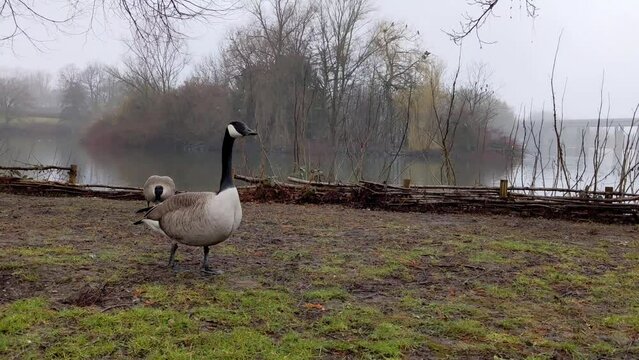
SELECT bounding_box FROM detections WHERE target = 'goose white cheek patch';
[227,124,242,138]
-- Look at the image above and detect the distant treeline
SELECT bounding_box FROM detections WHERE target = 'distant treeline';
[2,0,518,181]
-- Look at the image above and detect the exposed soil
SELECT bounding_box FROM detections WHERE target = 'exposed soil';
[1,192,639,358]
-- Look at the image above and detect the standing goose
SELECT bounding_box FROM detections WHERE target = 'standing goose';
[141,175,176,209]
[134,121,257,274]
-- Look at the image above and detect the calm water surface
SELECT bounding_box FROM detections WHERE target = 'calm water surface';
[0,131,625,190]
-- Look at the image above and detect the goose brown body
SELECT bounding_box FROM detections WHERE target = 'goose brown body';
[134,121,257,273]
[141,189,242,247]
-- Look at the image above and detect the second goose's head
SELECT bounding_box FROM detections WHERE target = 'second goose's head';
[227,121,258,139]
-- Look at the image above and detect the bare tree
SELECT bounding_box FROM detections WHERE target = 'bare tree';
[588,73,612,193]
[58,64,81,86]
[78,63,124,114]
[314,0,378,179]
[372,21,429,150]
[224,0,317,172]
[549,32,571,188]
[448,0,538,45]
[248,0,316,60]
[0,1,237,47]
[0,75,31,123]
[193,54,228,84]
[111,0,238,42]
[109,32,188,96]
[0,1,76,48]
[430,49,465,184]
[80,64,105,109]
[257,0,315,170]
[23,71,57,113]
[616,104,639,193]
[59,81,89,123]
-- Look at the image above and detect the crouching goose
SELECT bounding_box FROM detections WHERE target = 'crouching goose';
[137,175,176,212]
[134,121,257,274]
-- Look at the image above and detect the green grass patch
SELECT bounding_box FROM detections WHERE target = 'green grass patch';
[193,288,297,332]
[0,298,52,335]
[483,284,518,299]
[399,293,423,310]
[0,296,424,359]
[590,341,617,356]
[440,319,486,339]
[358,262,411,281]
[485,331,522,345]
[498,316,533,330]
[0,262,22,271]
[316,304,422,357]
[494,239,556,255]
[428,301,487,319]
[136,283,208,308]
[2,246,90,266]
[356,248,427,281]
[602,313,639,331]
[512,274,553,298]
[303,287,349,302]
[542,266,590,287]
[469,250,509,264]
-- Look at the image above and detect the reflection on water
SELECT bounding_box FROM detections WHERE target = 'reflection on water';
[0,133,516,190]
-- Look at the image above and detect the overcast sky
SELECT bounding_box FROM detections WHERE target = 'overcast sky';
[1,0,637,119]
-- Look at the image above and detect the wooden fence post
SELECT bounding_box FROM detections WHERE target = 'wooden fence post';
[499,179,509,199]
[605,186,613,199]
[403,178,411,188]
[68,164,78,185]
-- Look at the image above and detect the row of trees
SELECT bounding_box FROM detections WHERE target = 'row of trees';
[0,0,518,183]
[0,64,124,125]
[0,71,56,123]
[82,0,516,182]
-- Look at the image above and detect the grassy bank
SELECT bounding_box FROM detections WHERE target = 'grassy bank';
[1,193,638,359]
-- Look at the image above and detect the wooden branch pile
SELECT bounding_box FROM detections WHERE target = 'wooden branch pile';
[0,177,145,200]
[1,170,638,224]
[235,175,639,224]
[0,176,257,201]
[0,164,78,184]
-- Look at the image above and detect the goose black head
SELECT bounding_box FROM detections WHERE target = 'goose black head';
[227,121,258,138]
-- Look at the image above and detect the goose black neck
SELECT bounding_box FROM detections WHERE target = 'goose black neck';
[219,130,235,192]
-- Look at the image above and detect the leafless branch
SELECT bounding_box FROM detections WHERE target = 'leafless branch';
[447,0,538,45]
[550,30,570,188]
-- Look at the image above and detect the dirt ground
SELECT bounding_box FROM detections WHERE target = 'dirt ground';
[1,192,639,359]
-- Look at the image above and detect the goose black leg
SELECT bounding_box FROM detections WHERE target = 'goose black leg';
[167,243,178,269]
[201,246,222,275]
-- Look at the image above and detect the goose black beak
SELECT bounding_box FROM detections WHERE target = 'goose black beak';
[247,129,258,136]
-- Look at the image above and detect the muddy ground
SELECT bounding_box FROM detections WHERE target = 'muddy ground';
[1,193,639,359]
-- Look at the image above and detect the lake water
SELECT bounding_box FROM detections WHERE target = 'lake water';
[0,130,629,191]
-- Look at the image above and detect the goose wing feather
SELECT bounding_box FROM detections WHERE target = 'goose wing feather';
[143,192,214,221]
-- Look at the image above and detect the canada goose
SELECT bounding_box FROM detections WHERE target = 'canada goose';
[134,121,257,274]
[136,175,176,213]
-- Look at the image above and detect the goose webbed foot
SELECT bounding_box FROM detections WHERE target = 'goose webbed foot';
[201,246,223,276]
